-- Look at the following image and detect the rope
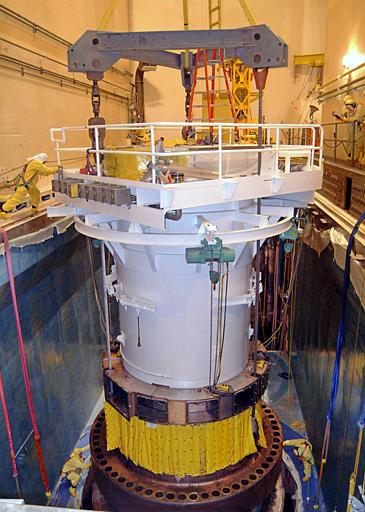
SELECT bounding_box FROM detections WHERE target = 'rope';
[0,369,20,497]
[0,227,50,497]
[346,419,364,512]
[315,208,365,506]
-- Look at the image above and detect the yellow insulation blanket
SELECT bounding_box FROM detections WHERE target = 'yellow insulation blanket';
[104,146,189,181]
[105,402,266,477]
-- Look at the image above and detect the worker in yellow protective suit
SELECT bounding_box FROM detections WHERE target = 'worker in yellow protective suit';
[283,438,314,481]
[332,95,365,163]
[61,447,90,498]
[0,153,56,218]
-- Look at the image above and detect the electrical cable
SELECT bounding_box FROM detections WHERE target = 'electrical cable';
[315,208,365,507]
[0,227,50,497]
[86,237,107,335]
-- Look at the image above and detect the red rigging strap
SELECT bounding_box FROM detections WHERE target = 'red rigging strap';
[0,369,20,496]
[210,49,217,132]
[203,50,212,123]
[0,227,50,497]
[218,49,237,122]
[187,48,201,122]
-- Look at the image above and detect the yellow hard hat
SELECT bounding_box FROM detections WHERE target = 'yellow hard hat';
[344,95,355,105]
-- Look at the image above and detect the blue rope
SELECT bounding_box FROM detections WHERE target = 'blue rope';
[358,400,365,429]
[327,209,365,423]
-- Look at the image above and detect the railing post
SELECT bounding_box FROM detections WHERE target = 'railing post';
[94,126,102,176]
[351,121,356,166]
[218,124,223,179]
[150,125,156,184]
[55,141,61,167]
[275,126,280,175]
[334,123,337,162]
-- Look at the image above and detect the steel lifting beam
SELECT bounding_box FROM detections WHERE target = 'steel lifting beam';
[68,25,288,80]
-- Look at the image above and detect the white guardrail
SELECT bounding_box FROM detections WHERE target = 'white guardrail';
[50,122,323,184]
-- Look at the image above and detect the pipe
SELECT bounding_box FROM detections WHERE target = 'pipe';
[320,61,365,90]
[0,227,50,497]
[0,4,132,78]
[135,62,145,123]
[101,241,112,370]
[0,37,131,93]
[318,79,365,104]
[0,54,129,103]
[165,209,182,221]
[318,74,365,102]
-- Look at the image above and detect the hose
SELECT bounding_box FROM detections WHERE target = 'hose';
[0,227,50,497]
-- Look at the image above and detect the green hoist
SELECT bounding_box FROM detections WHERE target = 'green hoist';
[185,237,235,284]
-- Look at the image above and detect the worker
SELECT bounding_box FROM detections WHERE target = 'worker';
[283,438,314,481]
[332,95,365,163]
[0,153,56,218]
[61,447,90,499]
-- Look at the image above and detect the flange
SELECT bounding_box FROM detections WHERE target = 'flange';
[83,401,282,511]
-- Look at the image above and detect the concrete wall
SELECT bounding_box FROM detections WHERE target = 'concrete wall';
[0,0,131,174]
[0,229,104,504]
[129,0,325,125]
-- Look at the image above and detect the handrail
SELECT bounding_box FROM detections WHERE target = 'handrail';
[50,121,323,183]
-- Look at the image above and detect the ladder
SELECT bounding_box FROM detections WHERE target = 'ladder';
[208,0,222,29]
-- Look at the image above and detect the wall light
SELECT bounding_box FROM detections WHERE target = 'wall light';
[342,48,365,70]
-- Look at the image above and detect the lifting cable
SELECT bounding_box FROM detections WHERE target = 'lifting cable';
[0,369,20,497]
[315,208,365,508]
[0,227,50,497]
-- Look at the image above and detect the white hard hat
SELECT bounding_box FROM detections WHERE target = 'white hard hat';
[344,95,355,105]
[27,152,48,163]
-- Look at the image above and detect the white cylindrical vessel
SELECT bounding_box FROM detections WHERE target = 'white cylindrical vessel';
[114,204,258,389]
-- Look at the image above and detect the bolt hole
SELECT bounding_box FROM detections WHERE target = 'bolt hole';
[222,487,230,494]
[105,466,112,472]
[212,490,220,497]
[253,54,261,64]
[262,463,269,468]
[232,483,240,490]
[249,474,257,480]
[135,486,144,492]
[94,447,101,453]
[178,494,187,500]
[270,450,277,456]
[254,33,261,40]
[201,492,209,499]
[118,477,125,483]
[96,454,103,459]
[126,482,134,488]
[92,38,99,45]
[272,444,279,449]
[256,468,264,475]
[241,479,249,485]
[145,489,153,495]
[155,492,164,498]
[189,493,198,500]
[100,460,107,465]
[266,456,274,462]
[111,472,118,478]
